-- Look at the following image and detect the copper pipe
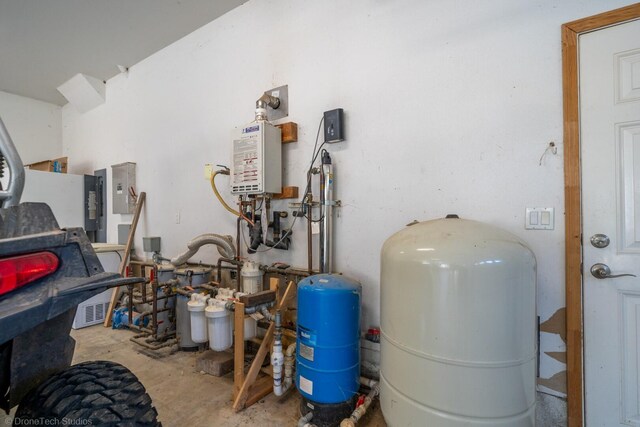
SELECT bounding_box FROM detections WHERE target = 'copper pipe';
[130,336,177,350]
[218,255,243,284]
[131,294,170,304]
[175,288,193,297]
[261,265,312,277]
[137,307,171,317]
[141,278,147,304]
[127,323,154,334]
[152,278,158,339]
[195,283,219,292]
[236,216,242,290]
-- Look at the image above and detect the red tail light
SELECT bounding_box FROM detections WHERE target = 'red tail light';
[0,252,59,297]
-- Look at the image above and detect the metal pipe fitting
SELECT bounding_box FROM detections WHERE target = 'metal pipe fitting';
[255,93,280,121]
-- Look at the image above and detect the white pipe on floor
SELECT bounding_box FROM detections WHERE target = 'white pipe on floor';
[339,379,380,427]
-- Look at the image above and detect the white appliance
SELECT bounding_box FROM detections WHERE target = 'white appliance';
[72,244,124,329]
[21,169,84,228]
[230,121,281,195]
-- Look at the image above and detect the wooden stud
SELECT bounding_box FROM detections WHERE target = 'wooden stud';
[239,290,277,307]
[270,277,280,306]
[232,280,296,412]
[245,376,276,407]
[562,5,640,426]
[272,186,299,200]
[104,192,146,327]
[233,302,245,400]
[276,122,298,143]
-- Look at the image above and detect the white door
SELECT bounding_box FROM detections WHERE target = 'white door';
[581,19,640,426]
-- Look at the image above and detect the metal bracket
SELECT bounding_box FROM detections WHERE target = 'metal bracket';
[264,85,288,122]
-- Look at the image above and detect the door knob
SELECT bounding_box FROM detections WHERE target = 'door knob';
[590,263,637,279]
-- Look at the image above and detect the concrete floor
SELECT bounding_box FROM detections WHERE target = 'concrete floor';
[68,325,387,427]
[0,325,565,426]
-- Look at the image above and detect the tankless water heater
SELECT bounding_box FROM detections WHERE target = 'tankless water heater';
[230,122,281,195]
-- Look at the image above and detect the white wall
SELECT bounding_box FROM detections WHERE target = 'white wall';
[0,90,62,165]
[61,0,636,398]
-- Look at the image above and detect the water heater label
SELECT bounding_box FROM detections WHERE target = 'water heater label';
[299,375,313,395]
[242,125,259,134]
[299,342,314,361]
[232,138,259,185]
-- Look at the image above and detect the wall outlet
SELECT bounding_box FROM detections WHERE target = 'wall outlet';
[175,211,181,224]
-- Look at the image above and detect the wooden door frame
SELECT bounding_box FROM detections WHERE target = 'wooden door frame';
[563,3,640,426]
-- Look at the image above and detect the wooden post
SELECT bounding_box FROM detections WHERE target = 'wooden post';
[233,302,245,400]
[270,277,280,305]
[103,192,146,327]
[232,280,296,412]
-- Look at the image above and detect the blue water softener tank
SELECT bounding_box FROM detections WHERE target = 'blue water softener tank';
[296,274,362,427]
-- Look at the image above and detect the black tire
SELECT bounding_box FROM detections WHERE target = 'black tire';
[14,361,161,426]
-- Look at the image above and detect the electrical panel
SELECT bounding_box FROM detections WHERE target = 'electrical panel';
[231,122,282,195]
[111,162,136,214]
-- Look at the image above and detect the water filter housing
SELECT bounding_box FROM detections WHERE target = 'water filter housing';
[187,294,207,343]
[380,216,537,426]
[175,267,211,350]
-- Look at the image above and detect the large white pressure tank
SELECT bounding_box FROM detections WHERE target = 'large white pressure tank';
[380,216,536,426]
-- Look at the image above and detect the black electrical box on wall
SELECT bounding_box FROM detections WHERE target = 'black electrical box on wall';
[323,108,344,143]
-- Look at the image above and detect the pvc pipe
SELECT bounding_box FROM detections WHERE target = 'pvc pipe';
[272,310,284,396]
[282,343,296,392]
[297,412,314,427]
[359,376,378,388]
[261,306,275,321]
[339,380,380,427]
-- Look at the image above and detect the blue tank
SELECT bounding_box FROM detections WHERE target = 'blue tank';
[295,274,361,404]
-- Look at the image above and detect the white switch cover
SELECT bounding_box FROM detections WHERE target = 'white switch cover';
[525,208,554,230]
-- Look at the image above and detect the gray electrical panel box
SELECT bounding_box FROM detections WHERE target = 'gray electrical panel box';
[118,224,131,245]
[143,236,161,253]
[111,162,136,214]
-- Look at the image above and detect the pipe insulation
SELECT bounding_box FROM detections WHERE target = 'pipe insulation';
[170,233,236,265]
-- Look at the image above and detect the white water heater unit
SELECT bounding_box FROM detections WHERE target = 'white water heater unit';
[230,122,281,195]
[380,216,536,426]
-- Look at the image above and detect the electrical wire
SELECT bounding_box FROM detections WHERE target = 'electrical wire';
[210,169,255,226]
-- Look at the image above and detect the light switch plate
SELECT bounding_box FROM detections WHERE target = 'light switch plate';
[525,207,554,230]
